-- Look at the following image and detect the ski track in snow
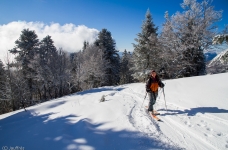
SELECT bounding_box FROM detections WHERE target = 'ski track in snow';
[117,86,228,150]
[156,97,228,149]
[157,100,228,149]
[120,87,182,149]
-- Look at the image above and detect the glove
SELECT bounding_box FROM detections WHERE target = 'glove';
[159,82,165,88]
[146,89,151,92]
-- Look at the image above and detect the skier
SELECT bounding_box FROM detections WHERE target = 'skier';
[146,70,164,116]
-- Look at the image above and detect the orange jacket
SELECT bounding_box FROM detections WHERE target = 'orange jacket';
[146,75,163,92]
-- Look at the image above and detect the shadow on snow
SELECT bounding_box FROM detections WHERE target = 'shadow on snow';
[0,110,182,150]
[159,107,228,116]
[75,87,125,96]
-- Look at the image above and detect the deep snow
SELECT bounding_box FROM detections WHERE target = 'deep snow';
[1,73,228,150]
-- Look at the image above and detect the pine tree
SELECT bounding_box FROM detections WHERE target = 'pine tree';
[9,29,39,76]
[31,35,58,100]
[0,60,7,101]
[95,29,120,86]
[9,29,40,102]
[0,59,12,113]
[132,9,161,81]
[39,35,58,65]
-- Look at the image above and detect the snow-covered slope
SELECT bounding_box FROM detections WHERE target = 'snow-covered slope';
[1,73,228,150]
[208,49,228,66]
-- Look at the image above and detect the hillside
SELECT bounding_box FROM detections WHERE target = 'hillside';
[1,73,228,150]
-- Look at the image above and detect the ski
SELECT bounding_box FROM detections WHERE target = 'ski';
[149,112,161,121]
[145,106,160,115]
[145,106,162,121]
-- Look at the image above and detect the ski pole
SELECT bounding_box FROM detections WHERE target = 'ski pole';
[162,87,167,111]
[140,92,147,110]
[157,88,162,100]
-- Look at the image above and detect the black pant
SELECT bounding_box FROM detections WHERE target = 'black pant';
[148,91,158,112]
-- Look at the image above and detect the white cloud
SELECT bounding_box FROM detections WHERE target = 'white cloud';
[0,21,99,63]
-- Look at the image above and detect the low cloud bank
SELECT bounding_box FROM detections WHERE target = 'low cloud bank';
[0,21,99,62]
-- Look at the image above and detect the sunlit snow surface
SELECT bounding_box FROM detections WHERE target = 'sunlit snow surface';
[1,73,228,150]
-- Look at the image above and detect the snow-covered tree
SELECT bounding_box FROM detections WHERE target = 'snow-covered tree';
[69,51,83,92]
[80,44,106,89]
[3,53,29,111]
[120,50,134,84]
[82,41,89,51]
[132,9,162,81]
[160,0,222,78]
[10,65,29,109]
[213,34,228,45]
[209,25,228,74]
[55,49,71,97]
[159,11,177,78]
[95,29,120,86]
[213,25,228,45]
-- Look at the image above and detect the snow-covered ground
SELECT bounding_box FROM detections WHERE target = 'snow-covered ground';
[1,73,228,150]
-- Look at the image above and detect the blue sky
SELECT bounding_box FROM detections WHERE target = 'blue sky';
[0,0,227,57]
